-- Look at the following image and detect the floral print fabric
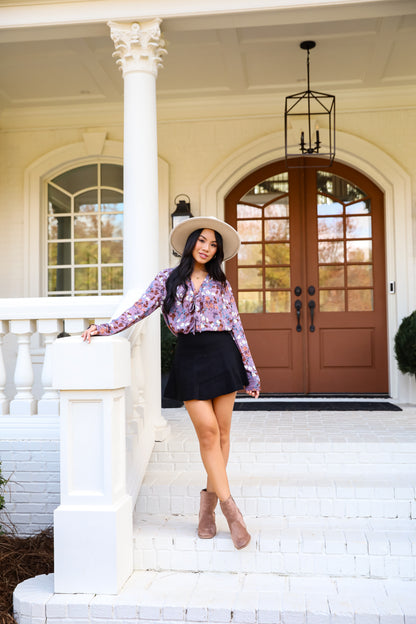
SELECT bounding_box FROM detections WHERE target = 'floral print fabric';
[94,268,260,392]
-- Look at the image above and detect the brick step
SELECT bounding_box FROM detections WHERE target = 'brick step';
[149,442,416,474]
[135,471,416,519]
[133,515,415,579]
[14,572,416,623]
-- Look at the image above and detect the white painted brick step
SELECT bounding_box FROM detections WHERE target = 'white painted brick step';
[135,470,415,519]
[14,571,416,623]
[133,515,415,579]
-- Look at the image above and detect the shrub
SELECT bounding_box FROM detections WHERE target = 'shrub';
[394,310,416,377]
[160,315,177,373]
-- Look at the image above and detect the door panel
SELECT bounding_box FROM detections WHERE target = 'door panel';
[225,159,388,395]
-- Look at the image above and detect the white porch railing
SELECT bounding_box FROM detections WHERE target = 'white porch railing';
[0,294,170,593]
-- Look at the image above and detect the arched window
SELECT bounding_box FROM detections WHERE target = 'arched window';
[47,163,123,296]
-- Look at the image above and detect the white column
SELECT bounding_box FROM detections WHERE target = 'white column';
[10,319,36,416]
[52,336,132,594]
[37,318,63,415]
[110,20,170,441]
[109,19,166,292]
[0,320,9,415]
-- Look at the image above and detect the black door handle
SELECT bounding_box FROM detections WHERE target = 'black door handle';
[308,300,316,332]
[295,299,302,332]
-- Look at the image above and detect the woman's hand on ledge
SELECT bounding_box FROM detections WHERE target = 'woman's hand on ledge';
[81,325,98,343]
[245,389,260,399]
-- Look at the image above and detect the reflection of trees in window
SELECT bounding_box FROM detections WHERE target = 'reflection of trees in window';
[47,163,123,296]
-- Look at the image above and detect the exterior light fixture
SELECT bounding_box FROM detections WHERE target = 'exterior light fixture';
[171,195,193,256]
[285,41,335,167]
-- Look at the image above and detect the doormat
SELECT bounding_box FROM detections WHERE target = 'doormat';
[233,401,402,411]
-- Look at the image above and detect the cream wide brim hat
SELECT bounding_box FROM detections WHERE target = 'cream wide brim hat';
[170,216,241,261]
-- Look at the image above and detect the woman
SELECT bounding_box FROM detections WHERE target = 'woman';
[82,216,260,550]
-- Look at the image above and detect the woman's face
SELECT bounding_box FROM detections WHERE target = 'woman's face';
[192,228,218,266]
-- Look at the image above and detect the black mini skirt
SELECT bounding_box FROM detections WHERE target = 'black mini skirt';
[164,331,248,402]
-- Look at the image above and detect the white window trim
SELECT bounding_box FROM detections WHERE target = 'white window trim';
[24,140,169,298]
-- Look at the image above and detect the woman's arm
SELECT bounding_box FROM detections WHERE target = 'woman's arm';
[224,281,260,397]
[81,270,170,342]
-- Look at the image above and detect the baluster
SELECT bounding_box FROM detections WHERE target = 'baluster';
[37,319,63,415]
[0,320,9,415]
[10,319,36,415]
[64,318,88,335]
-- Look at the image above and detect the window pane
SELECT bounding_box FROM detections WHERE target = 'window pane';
[48,215,71,240]
[238,268,262,289]
[345,200,371,215]
[101,190,123,212]
[101,164,123,189]
[75,190,98,213]
[48,242,71,266]
[265,267,290,289]
[48,185,71,214]
[346,216,372,239]
[265,219,289,241]
[266,291,290,313]
[317,171,365,202]
[74,215,98,238]
[102,266,123,290]
[237,220,262,242]
[237,204,262,218]
[241,173,289,204]
[317,195,343,216]
[264,199,289,217]
[101,240,123,264]
[318,217,344,239]
[347,265,373,287]
[75,267,98,291]
[348,289,374,311]
[238,243,262,265]
[346,240,372,262]
[238,291,263,313]
[74,241,98,265]
[319,266,344,288]
[48,268,71,292]
[320,290,345,312]
[265,243,290,265]
[318,241,344,264]
[101,214,123,238]
[52,165,97,194]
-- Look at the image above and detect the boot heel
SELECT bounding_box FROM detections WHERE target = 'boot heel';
[220,495,251,550]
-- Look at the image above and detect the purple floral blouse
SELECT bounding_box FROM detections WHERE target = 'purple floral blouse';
[94,268,260,392]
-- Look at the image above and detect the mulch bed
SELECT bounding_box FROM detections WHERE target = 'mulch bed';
[0,527,54,624]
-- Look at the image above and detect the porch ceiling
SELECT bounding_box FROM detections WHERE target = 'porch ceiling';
[0,0,415,121]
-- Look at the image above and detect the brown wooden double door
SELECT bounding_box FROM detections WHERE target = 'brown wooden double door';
[225,159,388,394]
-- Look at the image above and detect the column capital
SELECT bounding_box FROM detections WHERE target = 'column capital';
[109,19,167,77]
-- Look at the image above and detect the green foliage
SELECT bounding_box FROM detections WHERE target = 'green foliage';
[394,310,416,377]
[160,315,177,373]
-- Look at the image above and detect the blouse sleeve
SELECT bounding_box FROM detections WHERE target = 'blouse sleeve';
[224,280,261,392]
[94,270,169,336]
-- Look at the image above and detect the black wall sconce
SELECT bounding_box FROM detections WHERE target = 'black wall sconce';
[285,41,335,168]
[171,195,193,256]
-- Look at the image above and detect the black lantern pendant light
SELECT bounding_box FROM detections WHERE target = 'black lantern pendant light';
[284,41,335,167]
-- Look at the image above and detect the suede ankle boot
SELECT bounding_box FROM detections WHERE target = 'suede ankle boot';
[198,489,218,539]
[220,495,251,550]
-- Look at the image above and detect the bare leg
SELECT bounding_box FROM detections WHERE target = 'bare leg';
[184,395,234,501]
[206,392,236,492]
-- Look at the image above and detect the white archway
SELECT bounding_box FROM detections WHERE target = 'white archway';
[200,130,415,403]
[24,139,169,298]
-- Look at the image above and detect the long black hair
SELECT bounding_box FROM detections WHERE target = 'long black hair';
[163,228,226,315]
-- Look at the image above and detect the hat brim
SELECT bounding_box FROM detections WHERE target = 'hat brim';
[170,216,240,261]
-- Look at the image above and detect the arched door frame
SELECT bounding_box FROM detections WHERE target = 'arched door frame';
[23,139,169,298]
[200,130,415,403]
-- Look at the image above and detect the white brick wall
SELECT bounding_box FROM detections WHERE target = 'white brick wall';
[0,417,60,535]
